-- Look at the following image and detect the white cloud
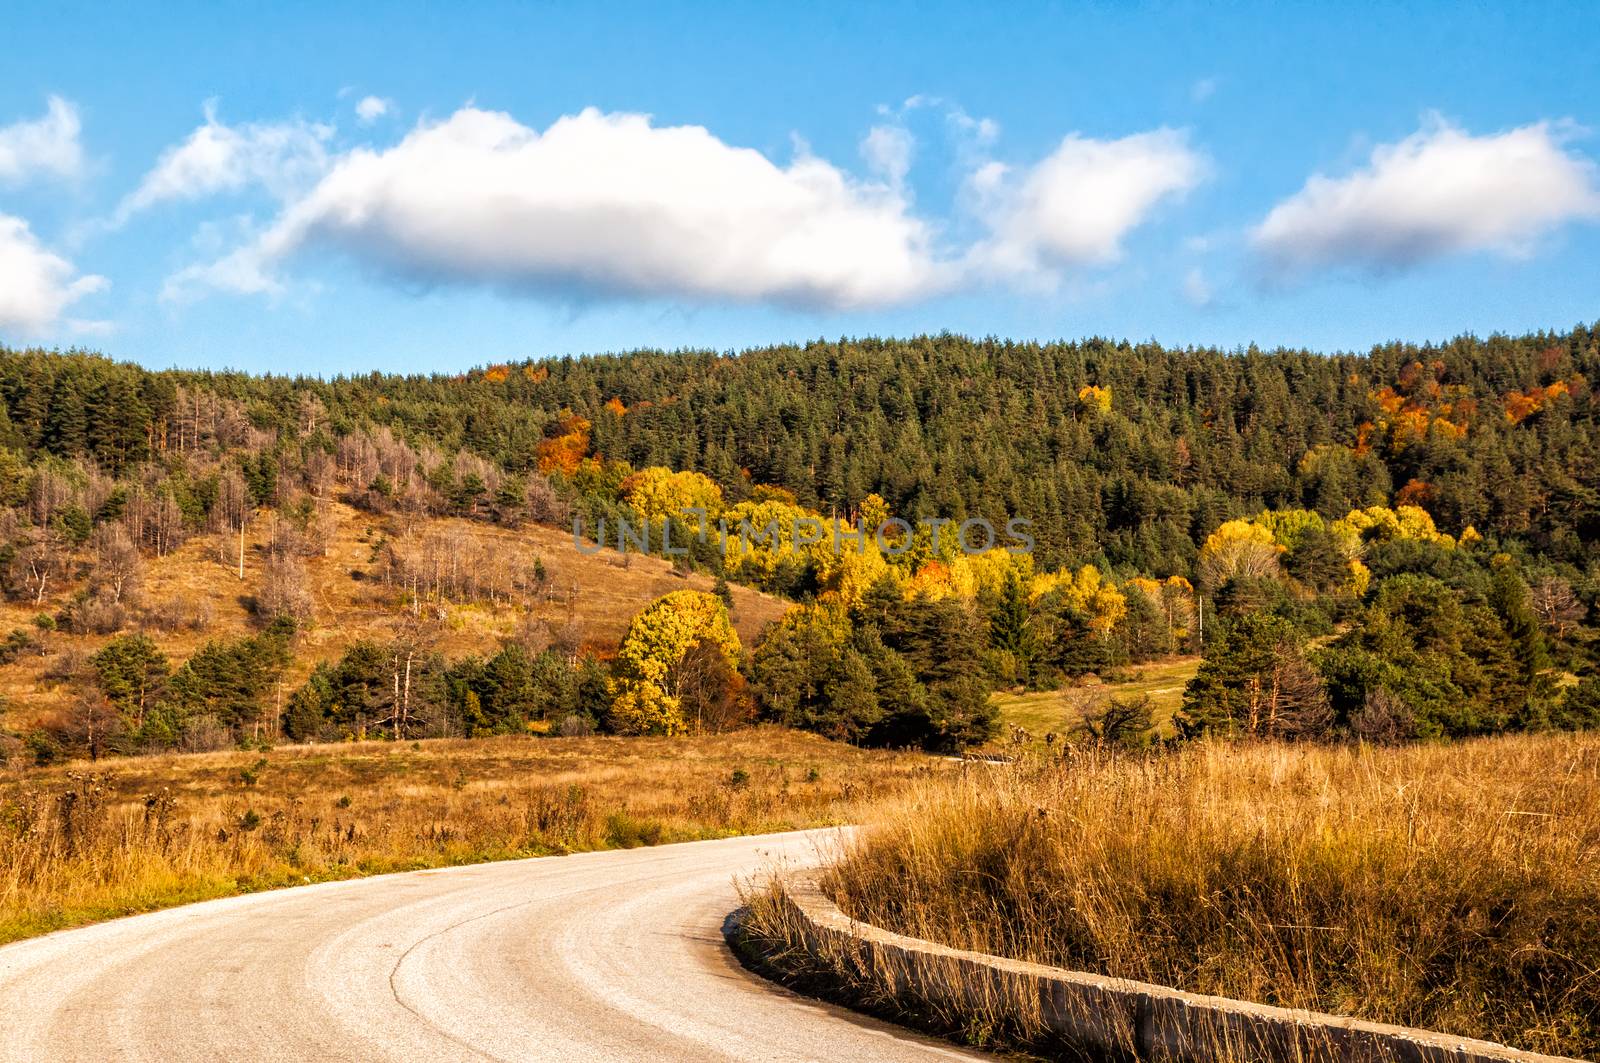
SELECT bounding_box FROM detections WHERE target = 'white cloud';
[0,96,84,184]
[0,213,107,335]
[114,102,332,223]
[1254,117,1600,273]
[1181,266,1213,307]
[861,124,914,188]
[170,106,950,309]
[355,96,392,124]
[945,107,999,147]
[897,95,999,147]
[970,128,1207,279]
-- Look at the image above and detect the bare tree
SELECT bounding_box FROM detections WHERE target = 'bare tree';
[1075,694,1155,750]
[256,553,315,623]
[671,637,750,734]
[9,526,66,606]
[523,474,568,524]
[377,618,439,740]
[302,448,336,498]
[212,467,252,578]
[66,690,125,762]
[295,391,327,437]
[27,464,77,526]
[89,524,144,606]
[1349,687,1416,744]
[1260,651,1333,740]
[1530,576,1586,641]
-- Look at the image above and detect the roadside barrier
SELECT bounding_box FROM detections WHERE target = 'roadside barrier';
[761,871,1584,1063]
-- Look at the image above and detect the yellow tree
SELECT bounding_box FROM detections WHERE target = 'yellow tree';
[1197,519,1282,592]
[1252,508,1325,552]
[1030,565,1127,634]
[1333,504,1455,548]
[610,591,740,735]
[1077,384,1113,416]
[721,496,831,586]
[949,549,1034,602]
[620,467,724,527]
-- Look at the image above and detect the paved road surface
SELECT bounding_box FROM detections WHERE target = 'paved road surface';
[0,829,988,1061]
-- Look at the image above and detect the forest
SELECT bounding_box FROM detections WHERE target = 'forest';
[0,323,1597,762]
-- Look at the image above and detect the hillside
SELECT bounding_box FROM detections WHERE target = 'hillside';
[0,333,1595,762]
[0,502,788,736]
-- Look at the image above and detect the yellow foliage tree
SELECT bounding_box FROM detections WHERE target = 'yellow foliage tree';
[620,467,724,527]
[1077,384,1113,415]
[1161,575,1197,639]
[610,591,740,735]
[858,493,891,538]
[1198,519,1283,591]
[722,497,817,584]
[1252,508,1325,553]
[1030,565,1126,634]
[1333,504,1455,548]
[949,549,1034,602]
[815,541,890,606]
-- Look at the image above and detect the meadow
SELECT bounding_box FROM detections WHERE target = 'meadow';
[0,726,935,945]
[989,656,1201,742]
[752,735,1600,1059]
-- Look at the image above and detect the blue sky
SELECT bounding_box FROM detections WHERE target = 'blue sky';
[2,1,1598,375]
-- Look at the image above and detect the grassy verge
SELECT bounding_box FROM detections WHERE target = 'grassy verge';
[0,727,936,946]
[750,736,1600,1060]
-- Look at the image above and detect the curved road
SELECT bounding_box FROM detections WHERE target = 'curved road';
[0,829,987,1061]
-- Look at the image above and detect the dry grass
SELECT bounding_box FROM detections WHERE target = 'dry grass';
[763,736,1600,1058]
[0,726,936,946]
[0,502,789,733]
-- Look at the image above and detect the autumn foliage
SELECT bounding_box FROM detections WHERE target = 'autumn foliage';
[535,410,591,475]
[620,466,724,525]
[1076,384,1112,415]
[609,591,741,735]
[1504,380,1569,424]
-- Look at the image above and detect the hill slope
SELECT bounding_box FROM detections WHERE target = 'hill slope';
[0,503,787,735]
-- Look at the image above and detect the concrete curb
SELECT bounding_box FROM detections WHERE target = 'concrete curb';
[769,871,1587,1063]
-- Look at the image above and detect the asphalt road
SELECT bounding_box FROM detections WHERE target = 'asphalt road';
[0,829,988,1061]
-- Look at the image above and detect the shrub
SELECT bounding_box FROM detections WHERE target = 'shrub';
[1074,693,1154,750]
[0,628,42,665]
[604,811,664,848]
[65,594,129,636]
[24,730,59,766]
[143,596,214,633]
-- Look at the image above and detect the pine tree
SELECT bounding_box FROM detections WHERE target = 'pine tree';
[988,568,1035,674]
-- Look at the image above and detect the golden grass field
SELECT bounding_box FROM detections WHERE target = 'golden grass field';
[751,735,1600,1059]
[0,726,940,946]
[0,502,789,735]
[989,656,1200,742]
